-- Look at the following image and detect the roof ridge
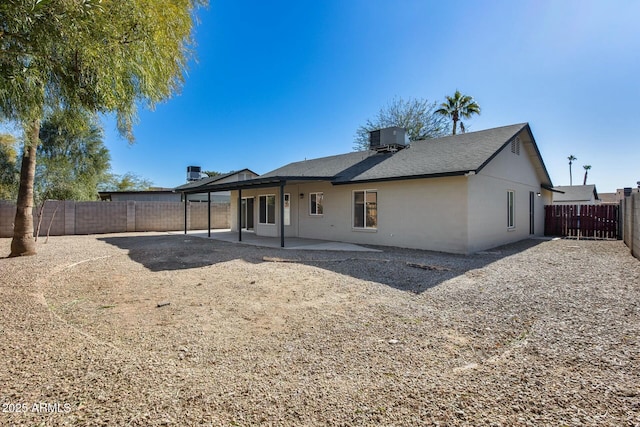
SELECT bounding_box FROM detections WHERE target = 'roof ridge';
[411,123,528,144]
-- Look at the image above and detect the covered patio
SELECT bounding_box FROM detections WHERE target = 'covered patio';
[178,175,331,248]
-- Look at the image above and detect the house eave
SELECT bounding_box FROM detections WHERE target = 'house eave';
[180,176,333,194]
[331,170,472,186]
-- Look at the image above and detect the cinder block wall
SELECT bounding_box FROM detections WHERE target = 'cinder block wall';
[0,201,16,237]
[135,202,185,231]
[0,200,231,237]
[633,193,640,260]
[34,200,66,236]
[622,198,630,246]
[75,202,128,234]
[190,203,230,229]
[621,193,640,261]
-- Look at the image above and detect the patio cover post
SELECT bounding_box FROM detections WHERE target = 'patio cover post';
[238,188,242,242]
[280,182,285,248]
[207,191,211,237]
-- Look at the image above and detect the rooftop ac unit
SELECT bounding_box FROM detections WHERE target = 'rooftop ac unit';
[187,166,202,182]
[369,127,407,152]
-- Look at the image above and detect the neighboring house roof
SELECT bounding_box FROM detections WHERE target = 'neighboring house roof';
[181,123,553,194]
[98,190,180,201]
[552,185,599,202]
[598,193,618,204]
[174,168,259,191]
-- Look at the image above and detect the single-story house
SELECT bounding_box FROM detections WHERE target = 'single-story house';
[551,185,599,205]
[174,169,259,203]
[180,123,554,254]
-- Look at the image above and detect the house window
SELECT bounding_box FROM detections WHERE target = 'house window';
[259,194,275,224]
[507,190,515,229]
[310,192,323,215]
[353,190,377,229]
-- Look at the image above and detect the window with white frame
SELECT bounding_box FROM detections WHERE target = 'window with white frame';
[507,190,515,228]
[353,190,377,229]
[259,194,276,224]
[310,192,323,215]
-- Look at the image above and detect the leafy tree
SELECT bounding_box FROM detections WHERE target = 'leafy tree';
[36,109,110,201]
[0,133,19,200]
[568,155,577,186]
[583,165,591,185]
[203,170,224,177]
[99,172,153,192]
[353,97,448,151]
[1,0,206,256]
[435,90,481,135]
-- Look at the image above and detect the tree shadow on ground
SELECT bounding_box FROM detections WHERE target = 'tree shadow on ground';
[98,234,267,271]
[289,238,547,293]
[99,234,547,294]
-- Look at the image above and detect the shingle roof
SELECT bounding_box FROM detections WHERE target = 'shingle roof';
[180,123,553,193]
[174,169,256,191]
[348,123,530,182]
[260,151,375,178]
[264,123,549,184]
[552,185,598,202]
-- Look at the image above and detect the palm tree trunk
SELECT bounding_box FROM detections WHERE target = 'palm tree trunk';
[569,162,573,186]
[10,119,39,257]
[452,111,459,135]
[583,171,588,185]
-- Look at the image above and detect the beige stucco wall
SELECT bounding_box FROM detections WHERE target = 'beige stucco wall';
[232,177,470,253]
[467,137,551,252]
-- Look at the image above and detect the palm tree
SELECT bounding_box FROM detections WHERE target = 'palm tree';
[568,155,577,185]
[583,165,591,185]
[435,90,481,135]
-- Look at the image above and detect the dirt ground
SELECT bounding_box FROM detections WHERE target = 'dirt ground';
[1,232,639,426]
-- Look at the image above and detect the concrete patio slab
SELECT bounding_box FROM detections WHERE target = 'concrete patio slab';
[171,229,382,252]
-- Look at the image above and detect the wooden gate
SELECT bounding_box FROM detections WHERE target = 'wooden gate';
[544,204,619,239]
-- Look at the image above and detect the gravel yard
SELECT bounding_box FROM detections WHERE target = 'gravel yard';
[1,232,639,426]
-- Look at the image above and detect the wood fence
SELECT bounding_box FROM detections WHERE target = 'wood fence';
[544,204,619,239]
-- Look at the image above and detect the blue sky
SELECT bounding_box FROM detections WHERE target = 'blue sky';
[104,0,640,193]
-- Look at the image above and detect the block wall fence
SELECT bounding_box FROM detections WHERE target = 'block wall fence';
[0,201,230,238]
[621,192,640,261]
